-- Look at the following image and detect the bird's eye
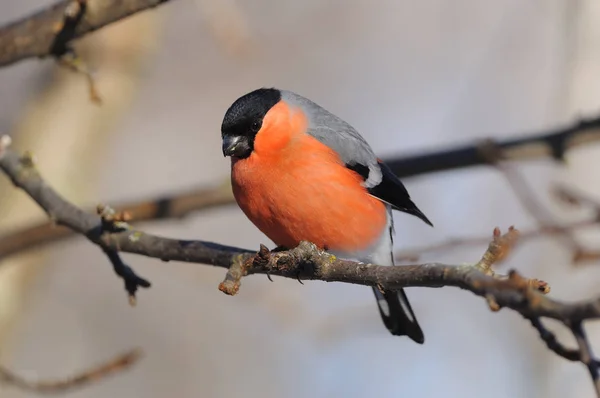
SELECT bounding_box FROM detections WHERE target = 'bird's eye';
[251,121,261,132]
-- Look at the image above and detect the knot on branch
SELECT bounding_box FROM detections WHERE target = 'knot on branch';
[477,139,505,164]
[96,205,150,304]
[253,243,271,268]
[50,0,87,58]
[97,204,132,232]
[64,0,86,20]
[476,226,520,273]
[472,227,549,311]
[481,268,550,314]
[218,241,324,296]
[269,241,320,274]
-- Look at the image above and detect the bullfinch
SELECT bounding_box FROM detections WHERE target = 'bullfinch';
[221,87,432,344]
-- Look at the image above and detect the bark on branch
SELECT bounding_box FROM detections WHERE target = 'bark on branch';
[0,0,173,67]
[1,134,600,393]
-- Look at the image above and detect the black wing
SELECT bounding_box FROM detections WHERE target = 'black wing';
[346,160,433,227]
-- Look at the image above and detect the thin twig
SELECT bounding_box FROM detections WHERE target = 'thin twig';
[572,321,600,396]
[0,348,141,394]
[554,185,600,218]
[529,318,590,363]
[56,49,102,104]
[553,185,600,263]
[478,139,585,256]
[395,218,598,262]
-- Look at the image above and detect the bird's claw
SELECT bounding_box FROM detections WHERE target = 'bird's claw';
[296,270,304,285]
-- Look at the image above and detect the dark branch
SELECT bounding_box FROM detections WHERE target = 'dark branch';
[529,318,591,363]
[386,116,600,178]
[573,321,600,395]
[0,0,174,67]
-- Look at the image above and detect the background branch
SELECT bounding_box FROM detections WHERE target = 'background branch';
[0,348,141,393]
[0,0,173,67]
[0,182,234,261]
[388,116,600,178]
[395,217,599,262]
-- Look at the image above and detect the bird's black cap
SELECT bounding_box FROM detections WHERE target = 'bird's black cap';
[221,88,281,138]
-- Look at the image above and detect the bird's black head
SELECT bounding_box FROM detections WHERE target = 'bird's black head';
[221,88,282,159]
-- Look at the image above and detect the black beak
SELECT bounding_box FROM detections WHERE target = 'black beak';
[222,136,241,157]
[222,136,250,158]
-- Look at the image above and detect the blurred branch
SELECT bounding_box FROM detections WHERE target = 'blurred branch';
[478,139,585,254]
[553,185,600,263]
[3,136,600,394]
[573,321,600,395]
[2,115,600,262]
[0,0,173,67]
[554,184,600,215]
[387,115,600,178]
[395,217,599,262]
[395,180,600,264]
[396,138,599,266]
[0,182,234,261]
[0,348,141,393]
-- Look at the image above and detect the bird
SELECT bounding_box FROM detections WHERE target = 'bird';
[220,87,432,344]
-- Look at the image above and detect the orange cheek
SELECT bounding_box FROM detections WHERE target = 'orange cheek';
[253,100,308,155]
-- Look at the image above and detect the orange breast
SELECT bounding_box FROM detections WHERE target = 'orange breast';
[231,134,387,253]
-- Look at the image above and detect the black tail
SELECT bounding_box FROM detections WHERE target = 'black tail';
[372,286,424,344]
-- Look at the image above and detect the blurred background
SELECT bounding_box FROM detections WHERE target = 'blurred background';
[1,0,600,397]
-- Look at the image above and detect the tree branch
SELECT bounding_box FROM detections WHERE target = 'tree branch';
[388,116,600,178]
[0,0,174,67]
[0,182,234,261]
[0,136,151,302]
[1,115,600,263]
[573,321,600,395]
[3,134,600,394]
